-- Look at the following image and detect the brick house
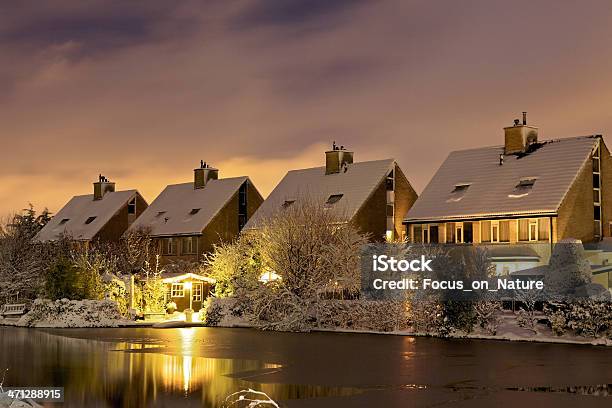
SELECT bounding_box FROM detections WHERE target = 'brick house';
[404,113,611,275]
[36,175,148,243]
[245,144,418,241]
[128,162,263,265]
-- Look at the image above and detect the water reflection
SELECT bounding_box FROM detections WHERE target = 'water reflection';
[0,327,359,407]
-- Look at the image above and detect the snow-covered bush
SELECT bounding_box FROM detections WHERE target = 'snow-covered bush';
[103,273,128,316]
[410,299,444,334]
[317,299,409,332]
[473,300,502,335]
[544,301,612,338]
[201,297,225,327]
[543,304,568,336]
[16,298,124,328]
[516,308,538,334]
[135,255,165,313]
[566,301,612,338]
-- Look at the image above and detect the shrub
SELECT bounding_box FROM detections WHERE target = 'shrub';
[317,299,409,332]
[45,257,81,300]
[201,297,225,327]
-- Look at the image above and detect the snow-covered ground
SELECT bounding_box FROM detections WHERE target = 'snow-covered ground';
[0,299,129,328]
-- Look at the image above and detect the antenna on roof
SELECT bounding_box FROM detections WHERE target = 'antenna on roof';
[522,111,527,125]
[332,141,337,151]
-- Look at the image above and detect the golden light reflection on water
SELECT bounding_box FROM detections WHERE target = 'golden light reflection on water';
[1,327,361,407]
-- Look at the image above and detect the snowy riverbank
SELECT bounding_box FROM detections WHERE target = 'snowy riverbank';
[0,299,129,328]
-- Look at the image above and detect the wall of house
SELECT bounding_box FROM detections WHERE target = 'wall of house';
[600,140,612,238]
[353,164,418,242]
[94,193,148,242]
[353,179,388,241]
[556,152,595,243]
[393,165,418,240]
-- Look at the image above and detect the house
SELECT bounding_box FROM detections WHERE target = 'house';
[404,113,612,275]
[128,161,263,264]
[244,144,418,241]
[162,272,215,313]
[36,175,148,243]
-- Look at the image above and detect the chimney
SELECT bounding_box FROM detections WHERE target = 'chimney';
[503,112,539,155]
[93,174,115,200]
[325,141,354,175]
[194,160,219,189]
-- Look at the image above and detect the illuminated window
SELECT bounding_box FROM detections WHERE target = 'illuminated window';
[192,283,202,302]
[171,283,184,297]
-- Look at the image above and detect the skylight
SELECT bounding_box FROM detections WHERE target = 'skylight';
[325,194,344,205]
[189,208,201,215]
[282,200,295,208]
[509,178,536,198]
[59,218,69,225]
[447,183,470,202]
[156,211,167,218]
[85,216,96,225]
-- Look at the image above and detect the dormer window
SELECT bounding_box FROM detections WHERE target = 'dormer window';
[447,184,470,202]
[59,218,69,225]
[325,194,343,206]
[189,208,200,215]
[282,200,295,208]
[509,178,536,198]
[85,216,96,225]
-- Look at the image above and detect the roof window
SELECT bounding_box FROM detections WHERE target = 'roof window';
[189,208,201,215]
[447,183,470,202]
[325,194,344,206]
[509,178,536,198]
[59,218,69,225]
[282,200,295,208]
[85,216,96,225]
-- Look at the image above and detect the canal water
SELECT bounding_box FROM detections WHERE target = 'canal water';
[0,326,611,407]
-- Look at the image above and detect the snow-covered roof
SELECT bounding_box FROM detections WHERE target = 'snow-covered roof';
[36,190,141,242]
[244,159,396,229]
[129,177,249,237]
[405,136,599,223]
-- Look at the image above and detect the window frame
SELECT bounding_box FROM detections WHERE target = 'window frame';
[171,283,184,298]
[528,219,538,242]
[163,238,176,255]
[491,220,500,243]
[325,194,344,206]
[192,283,202,302]
[128,198,137,215]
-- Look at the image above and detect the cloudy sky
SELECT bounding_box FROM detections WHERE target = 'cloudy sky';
[2,0,612,216]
